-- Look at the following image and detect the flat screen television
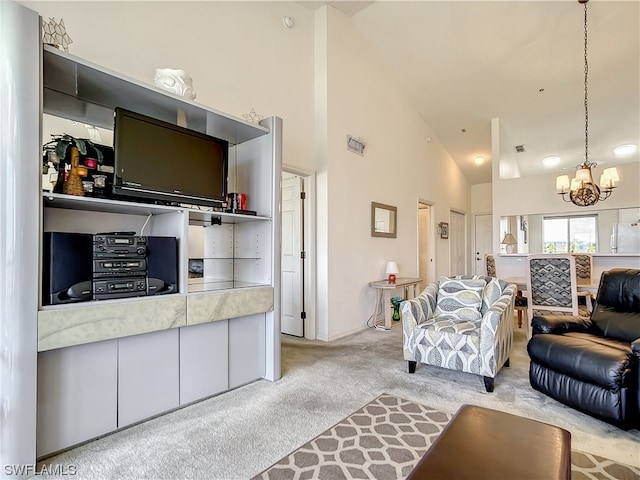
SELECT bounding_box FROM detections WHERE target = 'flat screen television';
[113,107,228,207]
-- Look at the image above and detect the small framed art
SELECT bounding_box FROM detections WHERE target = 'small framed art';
[438,222,449,239]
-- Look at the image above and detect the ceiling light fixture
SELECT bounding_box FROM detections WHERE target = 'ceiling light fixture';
[474,156,485,165]
[543,156,561,167]
[556,0,619,207]
[613,144,638,157]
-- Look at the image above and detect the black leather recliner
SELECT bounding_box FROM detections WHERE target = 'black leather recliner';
[527,268,640,429]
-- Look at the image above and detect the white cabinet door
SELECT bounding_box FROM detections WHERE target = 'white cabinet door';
[118,329,179,427]
[229,314,266,388]
[37,340,118,457]
[179,321,228,405]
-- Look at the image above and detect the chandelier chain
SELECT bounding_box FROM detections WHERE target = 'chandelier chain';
[557,0,619,207]
[583,1,589,164]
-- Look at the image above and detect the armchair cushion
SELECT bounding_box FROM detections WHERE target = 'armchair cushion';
[528,333,633,389]
[434,277,486,322]
[531,314,592,336]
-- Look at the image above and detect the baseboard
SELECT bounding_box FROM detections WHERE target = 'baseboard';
[325,324,369,342]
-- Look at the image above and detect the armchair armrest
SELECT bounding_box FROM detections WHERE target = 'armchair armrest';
[478,284,516,377]
[481,284,516,331]
[401,282,438,361]
[531,315,592,336]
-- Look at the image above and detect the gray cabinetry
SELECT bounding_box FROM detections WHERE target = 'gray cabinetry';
[117,329,180,427]
[229,314,266,388]
[179,321,229,405]
[36,339,118,457]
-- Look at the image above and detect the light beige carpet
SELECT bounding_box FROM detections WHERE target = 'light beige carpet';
[255,393,640,480]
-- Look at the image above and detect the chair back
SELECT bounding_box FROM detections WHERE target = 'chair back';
[572,253,592,285]
[526,254,579,323]
[485,254,496,278]
[591,268,640,342]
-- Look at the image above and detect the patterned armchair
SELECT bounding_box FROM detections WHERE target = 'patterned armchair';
[401,275,516,392]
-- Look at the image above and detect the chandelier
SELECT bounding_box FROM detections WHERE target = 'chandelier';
[556,0,619,207]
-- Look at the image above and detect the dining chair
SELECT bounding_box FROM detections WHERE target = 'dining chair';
[572,253,594,311]
[525,254,590,339]
[572,253,593,285]
[485,254,527,328]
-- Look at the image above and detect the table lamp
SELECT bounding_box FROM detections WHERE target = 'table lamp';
[386,261,399,284]
[501,233,518,254]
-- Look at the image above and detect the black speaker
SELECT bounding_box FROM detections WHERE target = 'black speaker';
[146,236,178,295]
[43,232,93,305]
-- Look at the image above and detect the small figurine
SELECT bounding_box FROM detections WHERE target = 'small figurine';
[153,68,196,100]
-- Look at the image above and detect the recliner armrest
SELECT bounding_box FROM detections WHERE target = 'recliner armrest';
[531,315,591,336]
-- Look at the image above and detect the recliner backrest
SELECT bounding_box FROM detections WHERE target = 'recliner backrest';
[591,268,640,342]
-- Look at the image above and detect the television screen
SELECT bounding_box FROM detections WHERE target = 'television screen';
[113,107,228,207]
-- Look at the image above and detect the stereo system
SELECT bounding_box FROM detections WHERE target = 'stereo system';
[43,232,178,305]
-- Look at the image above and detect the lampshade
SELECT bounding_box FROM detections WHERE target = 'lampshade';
[574,168,592,183]
[556,175,570,192]
[386,261,399,275]
[500,233,518,245]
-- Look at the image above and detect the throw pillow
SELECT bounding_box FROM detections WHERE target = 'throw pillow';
[435,277,486,322]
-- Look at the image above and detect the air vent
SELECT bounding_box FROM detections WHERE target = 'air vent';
[347,135,365,155]
[515,145,525,153]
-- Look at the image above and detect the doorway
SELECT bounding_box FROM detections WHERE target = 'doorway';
[450,210,466,275]
[280,169,315,339]
[474,214,493,275]
[418,202,435,289]
[281,172,304,337]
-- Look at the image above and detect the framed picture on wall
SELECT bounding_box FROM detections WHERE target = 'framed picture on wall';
[439,222,449,239]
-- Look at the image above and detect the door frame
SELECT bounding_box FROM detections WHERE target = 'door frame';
[473,213,493,276]
[282,165,316,340]
[417,199,436,285]
[450,209,468,275]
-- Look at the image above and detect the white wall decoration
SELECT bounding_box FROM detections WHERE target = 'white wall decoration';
[153,68,197,100]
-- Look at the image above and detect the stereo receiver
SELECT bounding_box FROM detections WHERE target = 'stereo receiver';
[93,235,147,258]
[93,258,147,277]
[93,277,147,300]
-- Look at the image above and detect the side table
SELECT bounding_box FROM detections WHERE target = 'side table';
[369,277,422,331]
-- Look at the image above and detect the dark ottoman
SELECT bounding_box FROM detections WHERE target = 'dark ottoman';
[407,404,571,480]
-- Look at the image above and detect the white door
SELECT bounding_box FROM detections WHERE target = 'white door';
[449,211,466,275]
[418,203,434,289]
[281,173,304,336]
[474,214,493,275]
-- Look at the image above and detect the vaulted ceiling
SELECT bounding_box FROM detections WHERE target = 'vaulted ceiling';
[303,1,640,185]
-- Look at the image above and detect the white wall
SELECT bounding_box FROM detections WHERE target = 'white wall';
[320,6,471,340]
[471,183,492,213]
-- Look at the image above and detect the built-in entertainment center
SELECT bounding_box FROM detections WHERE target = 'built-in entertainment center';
[36,42,282,458]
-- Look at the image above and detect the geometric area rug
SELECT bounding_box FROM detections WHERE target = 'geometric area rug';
[253,394,640,480]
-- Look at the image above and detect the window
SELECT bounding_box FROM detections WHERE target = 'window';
[543,215,597,253]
